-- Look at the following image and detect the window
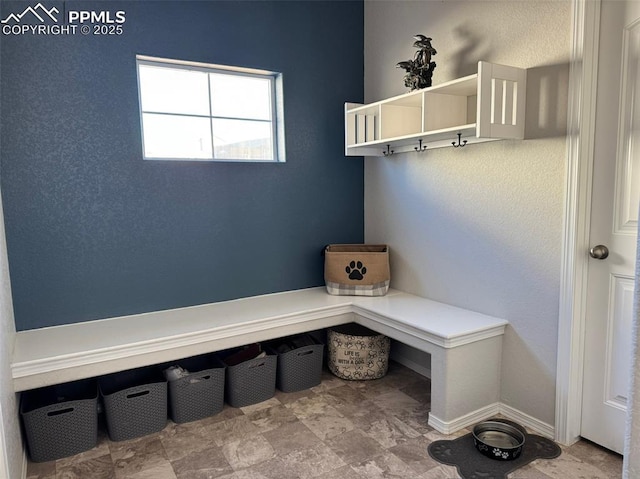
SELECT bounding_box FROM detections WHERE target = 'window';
[136,56,284,162]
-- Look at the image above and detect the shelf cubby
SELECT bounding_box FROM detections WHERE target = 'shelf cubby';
[345,61,526,156]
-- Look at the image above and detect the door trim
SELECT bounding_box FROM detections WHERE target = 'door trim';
[556,0,601,445]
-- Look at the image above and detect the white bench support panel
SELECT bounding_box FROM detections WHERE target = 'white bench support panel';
[11,288,507,435]
[352,293,506,433]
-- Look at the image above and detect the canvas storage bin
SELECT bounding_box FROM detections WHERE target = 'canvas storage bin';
[328,323,390,380]
[21,378,98,462]
[99,366,167,441]
[165,353,226,424]
[266,334,324,392]
[324,244,390,296]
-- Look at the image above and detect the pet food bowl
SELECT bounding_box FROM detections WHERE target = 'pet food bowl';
[472,421,525,461]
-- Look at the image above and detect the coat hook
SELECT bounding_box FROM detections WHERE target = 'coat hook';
[414,139,427,152]
[451,132,467,148]
[383,144,394,156]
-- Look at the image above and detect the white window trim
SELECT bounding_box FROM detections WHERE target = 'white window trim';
[136,55,285,163]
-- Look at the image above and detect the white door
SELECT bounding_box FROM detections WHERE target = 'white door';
[581,0,640,455]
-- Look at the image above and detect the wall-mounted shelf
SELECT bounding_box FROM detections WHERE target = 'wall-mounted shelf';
[345,61,527,156]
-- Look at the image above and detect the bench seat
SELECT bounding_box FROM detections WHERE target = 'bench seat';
[11,287,507,434]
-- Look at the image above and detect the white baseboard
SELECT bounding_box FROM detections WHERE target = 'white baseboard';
[422,402,555,440]
[429,402,501,434]
[427,401,555,438]
[21,447,27,479]
[498,402,555,439]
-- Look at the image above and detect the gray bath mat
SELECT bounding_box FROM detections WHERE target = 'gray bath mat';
[427,418,561,479]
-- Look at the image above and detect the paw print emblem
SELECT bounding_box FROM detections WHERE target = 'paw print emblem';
[345,260,367,280]
[492,448,509,459]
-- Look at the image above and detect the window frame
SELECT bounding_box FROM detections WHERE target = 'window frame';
[136,55,285,163]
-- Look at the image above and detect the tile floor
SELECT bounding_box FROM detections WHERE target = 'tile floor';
[26,362,623,479]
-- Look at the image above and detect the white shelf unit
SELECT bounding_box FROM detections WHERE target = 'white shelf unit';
[345,61,527,156]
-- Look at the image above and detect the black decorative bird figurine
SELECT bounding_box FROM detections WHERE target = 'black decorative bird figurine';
[397,34,437,91]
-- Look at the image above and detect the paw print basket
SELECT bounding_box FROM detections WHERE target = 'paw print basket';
[328,323,390,380]
[324,244,390,296]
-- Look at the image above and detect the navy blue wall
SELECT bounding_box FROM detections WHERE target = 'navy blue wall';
[0,1,364,330]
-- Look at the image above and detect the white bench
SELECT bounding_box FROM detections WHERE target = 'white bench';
[11,287,507,434]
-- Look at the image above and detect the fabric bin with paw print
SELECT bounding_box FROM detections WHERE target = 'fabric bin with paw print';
[324,244,390,296]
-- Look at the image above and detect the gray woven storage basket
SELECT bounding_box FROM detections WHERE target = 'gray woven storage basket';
[21,379,98,463]
[224,352,276,408]
[168,354,226,424]
[268,337,324,393]
[99,366,167,441]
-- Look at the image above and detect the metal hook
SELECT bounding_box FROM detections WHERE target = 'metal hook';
[414,139,427,152]
[383,144,394,156]
[451,132,467,148]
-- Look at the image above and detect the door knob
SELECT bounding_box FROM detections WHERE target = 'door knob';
[589,245,609,260]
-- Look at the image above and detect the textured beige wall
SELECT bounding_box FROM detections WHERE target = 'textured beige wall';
[0,191,22,479]
[364,0,571,426]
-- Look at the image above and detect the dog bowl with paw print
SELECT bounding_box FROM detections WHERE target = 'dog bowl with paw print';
[472,420,525,461]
